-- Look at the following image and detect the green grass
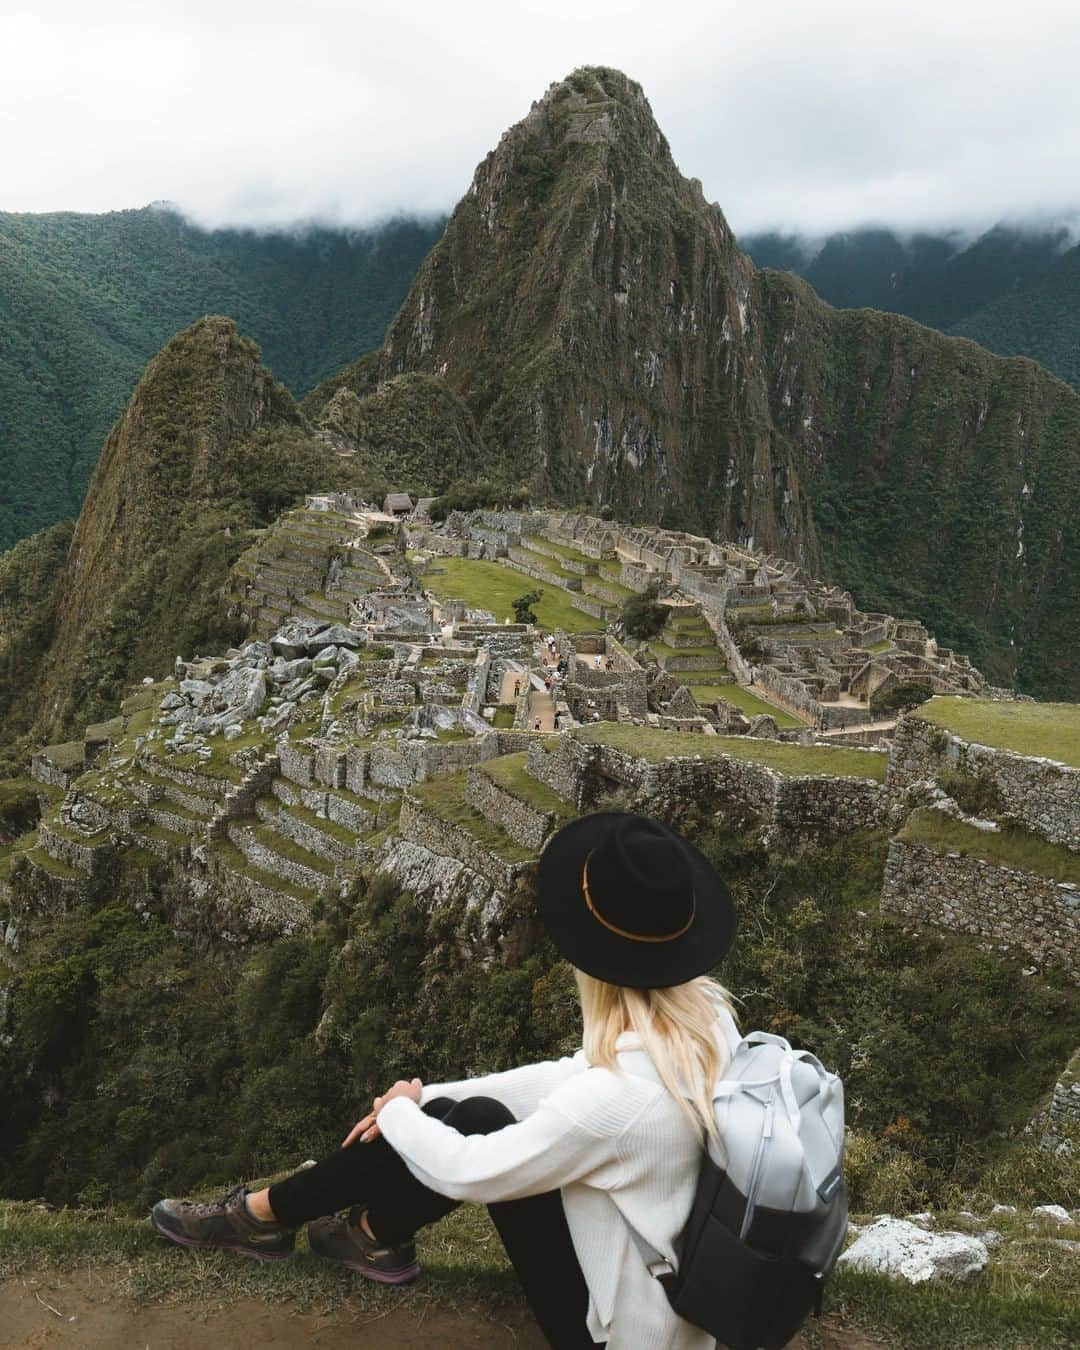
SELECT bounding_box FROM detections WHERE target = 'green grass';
[168,728,272,783]
[245,820,338,877]
[644,639,722,660]
[508,545,580,580]
[917,697,1080,767]
[273,797,358,849]
[491,707,515,729]
[479,752,574,818]
[207,838,319,903]
[25,846,85,880]
[575,723,888,779]
[716,684,806,728]
[419,557,596,633]
[524,534,590,563]
[866,639,895,654]
[410,775,533,862]
[899,809,1080,885]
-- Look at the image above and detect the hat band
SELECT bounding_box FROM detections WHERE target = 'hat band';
[582,856,696,944]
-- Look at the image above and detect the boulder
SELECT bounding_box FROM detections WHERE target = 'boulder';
[307,623,360,653]
[1031,1205,1072,1225]
[160,692,185,711]
[838,1218,988,1284]
[180,678,214,706]
[212,666,267,719]
[271,618,329,660]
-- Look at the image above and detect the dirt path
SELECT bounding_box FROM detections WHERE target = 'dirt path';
[0,1273,546,1349]
[0,1272,888,1348]
[498,668,524,705]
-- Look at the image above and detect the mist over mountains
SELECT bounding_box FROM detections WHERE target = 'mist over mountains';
[0,207,443,551]
[741,222,1080,391]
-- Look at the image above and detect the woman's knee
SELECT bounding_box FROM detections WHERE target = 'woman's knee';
[440,1095,516,1136]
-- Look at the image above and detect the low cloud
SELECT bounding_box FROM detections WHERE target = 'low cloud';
[2,0,1078,236]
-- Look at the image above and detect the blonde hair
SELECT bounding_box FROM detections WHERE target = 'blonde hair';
[575,969,737,1141]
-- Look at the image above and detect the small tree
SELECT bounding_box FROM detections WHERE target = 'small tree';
[871,680,932,716]
[512,590,542,625]
[620,584,667,640]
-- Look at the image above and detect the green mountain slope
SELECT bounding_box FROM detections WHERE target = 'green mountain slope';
[951,242,1080,392]
[0,317,355,758]
[370,67,1080,696]
[0,207,442,550]
[741,224,1078,389]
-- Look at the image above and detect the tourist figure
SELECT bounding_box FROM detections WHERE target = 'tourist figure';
[150,815,738,1350]
[534,717,542,731]
[595,654,603,669]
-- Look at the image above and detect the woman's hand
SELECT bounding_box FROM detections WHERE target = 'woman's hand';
[342,1078,423,1147]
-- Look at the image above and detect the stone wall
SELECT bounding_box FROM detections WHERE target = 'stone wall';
[397,791,530,895]
[887,717,1080,852]
[881,838,1079,981]
[226,821,332,894]
[772,775,887,847]
[465,766,558,852]
[255,800,352,863]
[192,852,313,940]
[37,822,108,876]
[523,735,885,842]
[753,665,870,729]
[137,754,228,801]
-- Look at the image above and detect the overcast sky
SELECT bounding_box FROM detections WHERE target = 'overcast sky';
[3,0,1078,238]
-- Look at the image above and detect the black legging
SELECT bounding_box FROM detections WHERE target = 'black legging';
[268,1096,600,1350]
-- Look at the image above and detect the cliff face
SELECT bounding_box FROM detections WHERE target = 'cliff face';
[379,67,816,559]
[377,67,1080,694]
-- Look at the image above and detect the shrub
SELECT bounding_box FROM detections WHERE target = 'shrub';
[936,768,1005,818]
[512,590,542,625]
[621,583,667,639]
[872,681,933,715]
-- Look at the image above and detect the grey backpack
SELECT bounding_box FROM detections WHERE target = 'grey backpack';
[625,1012,848,1350]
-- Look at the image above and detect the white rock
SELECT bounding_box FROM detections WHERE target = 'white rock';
[837,1217,988,1284]
[907,1211,933,1227]
[990,1204,1017,1216]
[982,1230,1003,1248]
[1031,1205,1072,1225]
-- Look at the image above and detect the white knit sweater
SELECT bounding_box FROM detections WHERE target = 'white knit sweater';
[377,1031,723,1348]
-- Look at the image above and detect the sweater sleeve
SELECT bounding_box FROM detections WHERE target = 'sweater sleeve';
[379,1070,647,1204]
[418,1050,587,1119]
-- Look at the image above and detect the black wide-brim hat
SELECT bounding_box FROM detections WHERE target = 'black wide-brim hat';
[537,812,737,990]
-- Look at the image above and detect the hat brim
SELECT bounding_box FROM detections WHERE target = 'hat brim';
[537,813,737,990]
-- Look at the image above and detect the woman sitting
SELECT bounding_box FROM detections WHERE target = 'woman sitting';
[151,813,738,1349]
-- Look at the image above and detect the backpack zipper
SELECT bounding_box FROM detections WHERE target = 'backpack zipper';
[738,1091,775,1240]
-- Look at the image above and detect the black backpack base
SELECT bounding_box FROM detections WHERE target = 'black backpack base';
[650,1158,849,1350]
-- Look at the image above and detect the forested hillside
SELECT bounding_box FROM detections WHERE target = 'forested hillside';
[0,206,442,550]
[741,223,1080,391]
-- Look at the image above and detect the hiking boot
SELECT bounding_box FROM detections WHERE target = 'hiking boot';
[150,1184,296,1261]
[307,1209,420,1285]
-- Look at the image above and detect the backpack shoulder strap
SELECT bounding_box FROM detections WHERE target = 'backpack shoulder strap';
[623,1215,676,1280]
